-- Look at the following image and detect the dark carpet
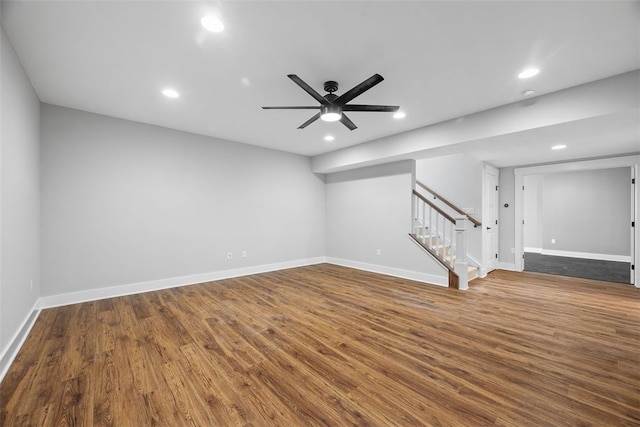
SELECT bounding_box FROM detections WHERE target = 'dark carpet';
[524,252,631,284]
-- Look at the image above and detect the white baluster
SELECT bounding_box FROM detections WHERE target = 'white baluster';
[412,194,417,235]
[428,207,434,249]
[454,216,469,290]
[420,201,425,242]
[449,222,455,268]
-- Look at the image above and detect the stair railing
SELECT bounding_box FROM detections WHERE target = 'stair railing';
[410,190,470,290]
[415,180,481,228]
[411,190,456,268]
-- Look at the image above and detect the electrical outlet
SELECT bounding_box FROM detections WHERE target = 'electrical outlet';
[551,239,556,244]
[227,252,233,260]
[376,249,382,256]
[242,251,247,258]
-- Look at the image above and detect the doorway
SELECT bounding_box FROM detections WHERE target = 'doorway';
[514,156,638,286]
[521,168,632,283]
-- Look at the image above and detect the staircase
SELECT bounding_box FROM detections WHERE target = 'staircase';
[409,231,479,286]
[410,181,481,289]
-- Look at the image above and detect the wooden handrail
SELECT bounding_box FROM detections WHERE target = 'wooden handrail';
[415,180,482,227]
[412,190,456,224]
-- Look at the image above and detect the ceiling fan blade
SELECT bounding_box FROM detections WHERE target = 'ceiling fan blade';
[288,74,327,105]
[298,112,321,129]
[340,113,357,131]
[262,106,320,109]
[342,104,399,112]
[334,74,384,105]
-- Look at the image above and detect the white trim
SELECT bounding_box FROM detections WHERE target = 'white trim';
[0,302,41,382]
[498,262,518,271]
[537,249,630,263]
[524,247,543,253]
[325,257,448,287]
[483,164,500,273]
[37,257,325,309]
[515,156,640,176]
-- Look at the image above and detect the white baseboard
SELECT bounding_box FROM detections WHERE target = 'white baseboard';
[524,247,543,253]
[498,262,518,271]
[538,249,630,263]
[325,257,448,287]
[37,257,326,309]
[0,302,41,383]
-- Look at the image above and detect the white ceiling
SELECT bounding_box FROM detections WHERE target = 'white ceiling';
[2,0,639,165]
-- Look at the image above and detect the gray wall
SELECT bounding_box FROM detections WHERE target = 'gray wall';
[325,161,447,283]
[541,168,630,255]
[40,105,325,296]
[523,174,544,249]
[0,27,41,360]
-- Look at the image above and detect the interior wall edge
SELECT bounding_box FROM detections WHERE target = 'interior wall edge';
[0,303,41,383]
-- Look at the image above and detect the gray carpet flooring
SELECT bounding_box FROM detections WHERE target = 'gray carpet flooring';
[524,252,631,284]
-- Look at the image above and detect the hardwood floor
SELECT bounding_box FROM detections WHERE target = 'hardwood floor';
[1,264,638,426]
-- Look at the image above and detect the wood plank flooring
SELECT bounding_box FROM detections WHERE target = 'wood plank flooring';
[1,264,639,426]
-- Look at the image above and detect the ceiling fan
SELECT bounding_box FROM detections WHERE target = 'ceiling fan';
[262,74,399,130]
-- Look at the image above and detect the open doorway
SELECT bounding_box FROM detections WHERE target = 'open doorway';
[514,156,638,286]
[522,168,632,284]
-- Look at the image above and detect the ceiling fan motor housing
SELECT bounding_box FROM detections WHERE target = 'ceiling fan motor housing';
[324,80,339,93]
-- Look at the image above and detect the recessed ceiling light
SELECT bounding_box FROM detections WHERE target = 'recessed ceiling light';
[393,111,406,119]
[551,144,567,150]
[201,15,224,33]
[522,90,536,97]
[518,68,539,79]
[162,88,180,98]
[324,135,335,142]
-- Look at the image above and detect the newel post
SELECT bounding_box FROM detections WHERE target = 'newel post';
[454,216,469,290]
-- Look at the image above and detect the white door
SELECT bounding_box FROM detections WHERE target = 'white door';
[485,166,500,272]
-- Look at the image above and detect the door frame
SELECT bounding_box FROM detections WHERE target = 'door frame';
[483,164,500,276]
[514,155,639,287]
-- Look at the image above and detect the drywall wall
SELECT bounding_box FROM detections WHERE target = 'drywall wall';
[542,168,630,256]
[0,27,40,363]
[416,154,483,217]
[40,105,325,296]
[523,168,631,257]
[523,174,544,250]
[325,160,447,285]
[416,153,483,264]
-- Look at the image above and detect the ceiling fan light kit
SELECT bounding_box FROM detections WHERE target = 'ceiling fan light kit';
[263,74,399,130]
[320,105,341,122]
